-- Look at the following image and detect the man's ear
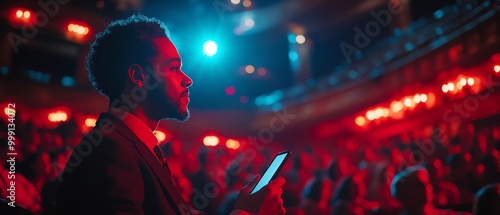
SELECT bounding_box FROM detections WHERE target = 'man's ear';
[128,64,144,87]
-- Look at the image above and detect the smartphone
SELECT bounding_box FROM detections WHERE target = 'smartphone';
[250,150,291,194]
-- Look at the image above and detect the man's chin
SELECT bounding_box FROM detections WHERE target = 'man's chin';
[161,110,190,122]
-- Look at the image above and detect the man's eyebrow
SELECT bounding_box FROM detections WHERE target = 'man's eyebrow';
[164,58,181,65]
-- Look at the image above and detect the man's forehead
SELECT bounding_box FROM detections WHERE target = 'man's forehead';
[153,37,181,60]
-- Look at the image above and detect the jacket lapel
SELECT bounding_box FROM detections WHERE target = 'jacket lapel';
[95,113,190,214]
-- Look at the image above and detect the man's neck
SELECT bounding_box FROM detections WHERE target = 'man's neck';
[112,106,159,131]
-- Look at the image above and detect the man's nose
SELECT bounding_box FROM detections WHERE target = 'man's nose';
[182,73,193,88]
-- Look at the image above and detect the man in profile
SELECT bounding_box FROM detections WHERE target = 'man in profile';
[56,15,286,215]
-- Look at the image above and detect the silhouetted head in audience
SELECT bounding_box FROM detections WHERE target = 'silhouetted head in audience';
[24,152,53,182]
[446,153,468,179]
[473,183,500,215]
[479,152,500,185]
[327,160,340,182]
[332,174,366,204]
[0,134,8,163]
[391,166,433,214]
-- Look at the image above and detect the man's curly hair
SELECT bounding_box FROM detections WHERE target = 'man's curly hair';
[86,15,169,100]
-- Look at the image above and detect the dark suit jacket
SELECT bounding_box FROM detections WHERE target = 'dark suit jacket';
[56,113,190,215]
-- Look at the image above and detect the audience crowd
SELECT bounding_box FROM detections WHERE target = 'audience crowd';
[0,115,499,215]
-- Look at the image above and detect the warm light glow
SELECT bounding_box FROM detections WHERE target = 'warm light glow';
[460,78,466,86]
[48,111,68,122]
[154,130,166,142]
[413,94,421,103]
[296,35,306,44]
[230,0,241,4]
[366,110,375,121]
[425,93,436,108]
[226,139,240,149]
[420,94,428,103]
[84,118,96,127]
[457,82,463,90]
[77,26,84,34]
[382,108,389,117]
[257,67,267,76]
[203,136,220,146]
[68,23,90,36]
[355,116,366,126]
[391,101,403,113]
[4,107,15,116]
[16,10,23,18]
[23,11,30,19]
[243,0,251,7]
[442,84,448,93]
[375,108,383,118]
[245,65,255,74]
[467,78,474,86]
[447,82,454,91]
[495,65,500,73]
[404,98,412,107]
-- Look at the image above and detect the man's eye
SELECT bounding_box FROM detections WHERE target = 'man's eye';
[170,67,180,71]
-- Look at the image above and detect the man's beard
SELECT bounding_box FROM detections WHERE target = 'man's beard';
[149,96,190,122]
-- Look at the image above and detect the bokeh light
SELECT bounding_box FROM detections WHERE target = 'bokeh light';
[203,40,218,57]
[296,35,306,44]
[203,136,219,146]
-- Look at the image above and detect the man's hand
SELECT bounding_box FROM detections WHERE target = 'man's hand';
[234,175,286,215]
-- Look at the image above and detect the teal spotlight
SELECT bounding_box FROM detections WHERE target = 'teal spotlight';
[203,40,218,57]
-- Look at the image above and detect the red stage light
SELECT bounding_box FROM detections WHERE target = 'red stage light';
[48,111,68,122]
[154,130,166,142]
[16,10,23,18]
[203,136,219,146]
[67,23,90,36]
[23,11,30,19]
[391,101,403,113]
[420,94,428,103]
[403,98,412,107]
[355,116,366,126]
[467,78,474,86]
[84,117,96,127]
[413,94,421,103]
[447,82,455,91]
[226,139,240,149]
[442,84,448,93]
[366,110,375,121]
[225,86,236,95]
[494,65,500,73]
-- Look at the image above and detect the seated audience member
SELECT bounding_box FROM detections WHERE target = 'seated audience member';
[391,166,470,215]
[422,161,460,206]
[367,164,401,208]
[473,183,500,215]
[301,170,332,215]
[331,174,377,215]
[478,152,500,187]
